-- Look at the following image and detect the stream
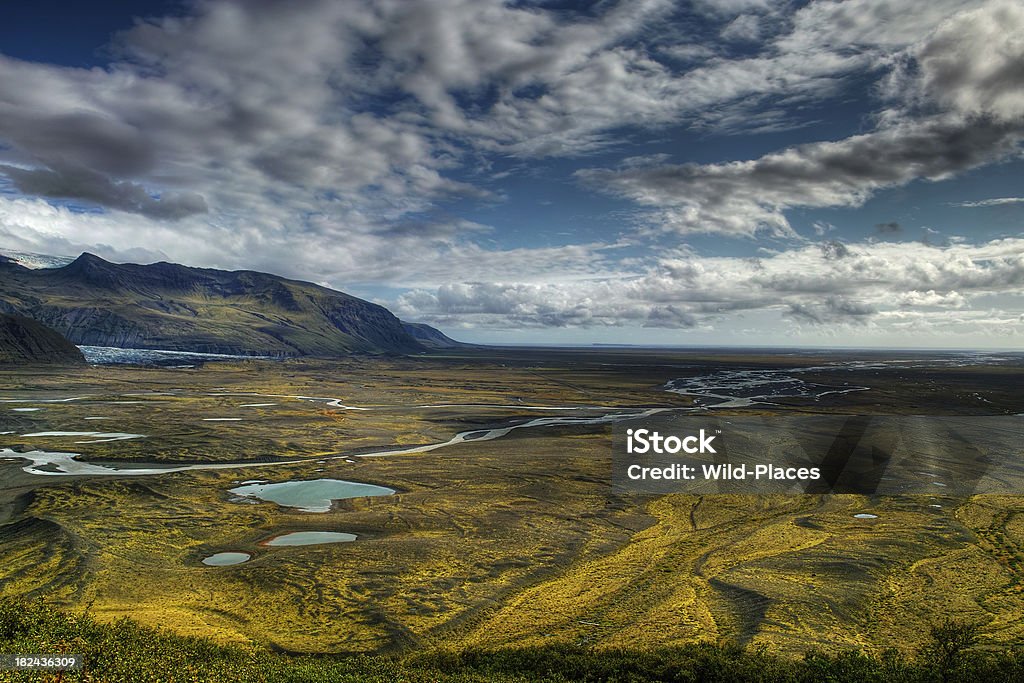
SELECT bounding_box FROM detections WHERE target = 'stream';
[0,362,895,479]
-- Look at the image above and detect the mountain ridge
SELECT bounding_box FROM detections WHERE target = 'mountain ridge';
[0,252,460,357]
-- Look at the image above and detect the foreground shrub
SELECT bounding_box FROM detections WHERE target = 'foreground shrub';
[1,599,1022,682]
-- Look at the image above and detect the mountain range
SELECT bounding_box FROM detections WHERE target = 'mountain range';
[0,251,464,357]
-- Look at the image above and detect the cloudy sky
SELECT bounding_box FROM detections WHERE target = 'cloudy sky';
[1,0,1022,348]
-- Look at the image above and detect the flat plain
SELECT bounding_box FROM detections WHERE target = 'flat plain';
[1,348,1023,657]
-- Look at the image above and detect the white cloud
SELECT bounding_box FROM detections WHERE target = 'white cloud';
[896,290,967,308]
[579,114,1022,237]
[1,0,1014,243]
[0,0,1021,345]
[953,197,1024,208]
[720,15,763,43]
[397,238,1024,333]
[892,1,1024,121]
[578,1,1024,237]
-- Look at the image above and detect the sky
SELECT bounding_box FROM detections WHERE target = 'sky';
[0,0,1022,348]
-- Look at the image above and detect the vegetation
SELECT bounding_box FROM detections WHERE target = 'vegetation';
[3,352,1024,658]
[0,314,84,365]
[0,252,424,356]
[1,600,1023,683]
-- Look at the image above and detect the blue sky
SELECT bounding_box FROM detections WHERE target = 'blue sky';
[0,0,1022,348]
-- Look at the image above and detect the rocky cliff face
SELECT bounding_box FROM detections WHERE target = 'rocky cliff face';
[0,253,431,357]
[0,313,86,365]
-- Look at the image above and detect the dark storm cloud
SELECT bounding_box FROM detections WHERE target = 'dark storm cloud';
[577,115,1024,237]
[0,109,156,177]
[0,164,207,220]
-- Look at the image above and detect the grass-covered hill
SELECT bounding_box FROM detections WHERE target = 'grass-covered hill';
[401,321,471,349]
[0,599,1020,683]
[0,313,84,365]
[0,253,430,357]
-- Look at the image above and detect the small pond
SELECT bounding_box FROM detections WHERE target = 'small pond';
[229,478,395,513]
[202,552,251,566]
[263,531,357,546]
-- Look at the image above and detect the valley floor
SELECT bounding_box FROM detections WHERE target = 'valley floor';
[1,348,1023,658]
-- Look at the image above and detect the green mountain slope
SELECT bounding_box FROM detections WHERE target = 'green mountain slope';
[0,253,427,357]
